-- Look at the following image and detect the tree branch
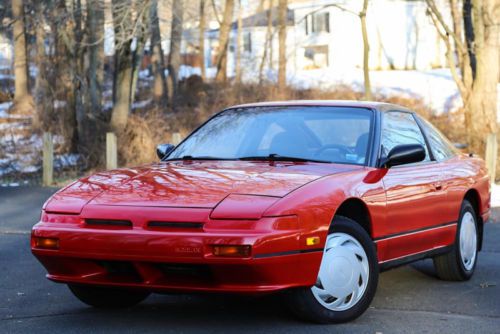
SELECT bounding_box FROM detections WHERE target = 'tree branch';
[427,7,469,100]
[211,0,222,25]
[426,0,466,54]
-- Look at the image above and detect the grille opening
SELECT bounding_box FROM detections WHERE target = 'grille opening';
[155,263,213,284]
[85,219,132,227]
[95,260,142,282]
[147,221,203,229]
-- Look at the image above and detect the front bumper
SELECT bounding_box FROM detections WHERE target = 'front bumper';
[31,211,322,293]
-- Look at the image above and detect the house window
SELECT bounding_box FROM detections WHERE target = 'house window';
[244,32,252,53]
[303,45,329,69]
[305,12,330,35]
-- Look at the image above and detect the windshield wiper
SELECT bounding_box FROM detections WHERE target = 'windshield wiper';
[165,155,234,161]
[238,153,330,163]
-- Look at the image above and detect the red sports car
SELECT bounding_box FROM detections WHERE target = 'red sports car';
[32,101,490,323]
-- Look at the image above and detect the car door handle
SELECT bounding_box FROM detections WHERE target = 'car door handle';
[433,183,443,191]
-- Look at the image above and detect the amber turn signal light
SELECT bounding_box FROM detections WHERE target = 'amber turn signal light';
[212,245,251,257]
[33,237,59,250]
[306,236,320,246]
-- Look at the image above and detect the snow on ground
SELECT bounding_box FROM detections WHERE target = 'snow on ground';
[288,67,462,114]
[491,184,500,208]
[176,64,461,114]
[0,102,12,117]
[162,64,474,116]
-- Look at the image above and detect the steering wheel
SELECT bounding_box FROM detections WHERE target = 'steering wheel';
[315,144,352,157]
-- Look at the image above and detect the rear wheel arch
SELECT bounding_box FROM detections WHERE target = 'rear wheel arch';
[333,198,372,238]
[463,189,483,250]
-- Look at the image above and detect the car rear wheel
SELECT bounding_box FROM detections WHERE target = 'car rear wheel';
[287,216,379,323]
[68,284,150,308]
[433,200,478,281]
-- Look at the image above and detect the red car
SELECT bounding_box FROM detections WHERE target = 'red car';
[32,101,490,323]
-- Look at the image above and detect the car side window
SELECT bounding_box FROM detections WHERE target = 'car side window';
[418,117,456,161]
[381,111,430,162]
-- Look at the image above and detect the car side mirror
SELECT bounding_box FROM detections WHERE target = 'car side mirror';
[156,143,175,160]
[380,144,425,168]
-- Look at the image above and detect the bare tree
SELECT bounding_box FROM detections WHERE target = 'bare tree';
[277,0,287,92]
[259,0,273,83]
[11,0,33,113]
[110,0,134,133]
[168,0,183,102]
[234,0,243,83]
[109,0,151,132]
[426,0,500,153]
[199,0,206,81]
[130,1,151,104]
[150,0,168,106]
[360,0,372,100]
[87,0,105,115]
[34,1,48,126]
[215,0,234,82]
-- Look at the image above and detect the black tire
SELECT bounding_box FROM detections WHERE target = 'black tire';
[287,216,379,323]
[433,200,478,281]
[68,284,150,308]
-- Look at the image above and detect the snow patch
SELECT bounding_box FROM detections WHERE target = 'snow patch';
[490,183,500,208]
[0,102,12,117]
[132,99,152,109]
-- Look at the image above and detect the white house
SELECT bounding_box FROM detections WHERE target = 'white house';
[207,0,451,80]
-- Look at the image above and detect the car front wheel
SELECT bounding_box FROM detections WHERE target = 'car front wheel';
[287,216,379,323]
[68,284,150,308]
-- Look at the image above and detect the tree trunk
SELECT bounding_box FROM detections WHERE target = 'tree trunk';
[360,0,372,100]
[34,1,48,127]
[463,0,476,78]
[74,0,88,153]
[215,0,234,82]
[151,0,168,106]
[259,1,273,83]
[110,0,134,133]
[87,0,104,116]
[49,0,76,150]
[235,0,243,83]
[449,0,464,72]
[11,0,33,113]
[168,0,183,102]
[277,0,287,92]
[111,42,133,133]
[199,0,206,81]
[130,5,149,106]
[464,0,499,153]
[427,0,499,157]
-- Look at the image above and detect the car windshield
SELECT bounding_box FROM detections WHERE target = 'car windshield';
[167,106,373,165]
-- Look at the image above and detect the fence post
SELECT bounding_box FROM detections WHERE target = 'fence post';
[485,133,497,184]
[42,132,53,186]
[106,132,117,170]
[172,132,182,145]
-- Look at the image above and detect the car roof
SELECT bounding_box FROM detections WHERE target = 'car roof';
[229,100,413,113]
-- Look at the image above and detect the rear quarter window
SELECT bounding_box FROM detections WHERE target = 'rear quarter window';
[418,117,457,161]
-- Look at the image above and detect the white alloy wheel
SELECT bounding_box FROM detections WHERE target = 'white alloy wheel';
[311,232,369,311]
[459,211,477,271]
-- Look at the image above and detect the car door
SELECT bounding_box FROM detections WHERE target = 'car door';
[417,116,466,233]
[379,111,448,260]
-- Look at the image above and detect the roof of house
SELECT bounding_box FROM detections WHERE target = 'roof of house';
[234,6,295,28]
[210,6,295,32]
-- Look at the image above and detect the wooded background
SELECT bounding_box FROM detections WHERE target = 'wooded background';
[0,0,499,183]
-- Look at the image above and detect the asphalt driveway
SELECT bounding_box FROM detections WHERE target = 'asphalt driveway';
[1,186,499,333]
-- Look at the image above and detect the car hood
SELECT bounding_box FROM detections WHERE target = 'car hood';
[44,161,361,213]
